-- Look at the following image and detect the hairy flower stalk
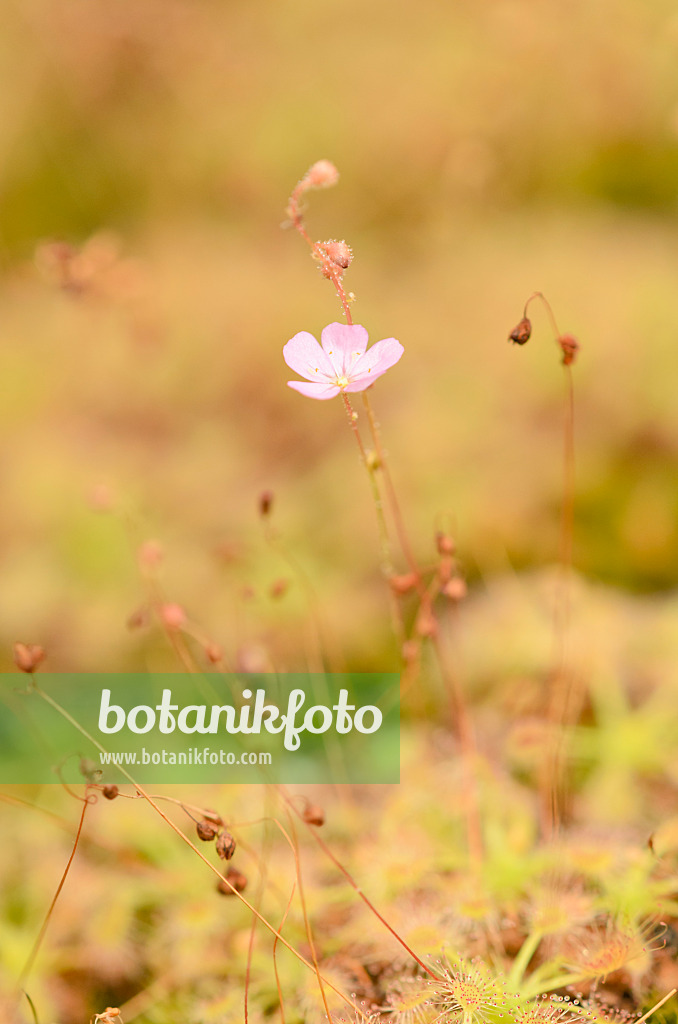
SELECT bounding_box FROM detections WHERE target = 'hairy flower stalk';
[283,161,485,867]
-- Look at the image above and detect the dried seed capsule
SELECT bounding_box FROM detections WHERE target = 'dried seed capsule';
[217,867,248,895]
[259,490,274,517]
[202,809,224,827]
[216,831,237,860]
[508,317,532,345]
[196,819,219,841]
[302,804,325,827]
[102,784,119,800]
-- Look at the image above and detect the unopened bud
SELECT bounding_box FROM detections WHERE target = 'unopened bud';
[402,639,420,664]
[302,803,325,827]
[558,334,579,366]
[102,784,119,800]
[435,531,456,556]
[270,578,289,599]
[88,482,114,512]
[127,606,150,630]
[509,317,532,345]
[196,819,219,842]
[216,830,237,860]
[416,606,438,638]
[303,160,339,190]
[205,643,223,664]
[389,572,419,596]
[13,642,45,674]
[159,603,186,630]
[217,867,248,895]
[322,239,353,269]
[259,490,274,517]
[443,577,468,601]
[138,539,164,570]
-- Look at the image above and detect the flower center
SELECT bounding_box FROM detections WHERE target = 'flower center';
[335,375,349,389]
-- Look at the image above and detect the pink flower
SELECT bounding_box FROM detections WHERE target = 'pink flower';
[284,322,404,400]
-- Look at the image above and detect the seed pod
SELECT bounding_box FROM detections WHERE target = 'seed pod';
[216,831,237,860]
[217,867,248,895]
[196,819,219,841]
[102,784,119,800]
[302,804,325,827]
[508,317,532,345]
[558,333,580,366]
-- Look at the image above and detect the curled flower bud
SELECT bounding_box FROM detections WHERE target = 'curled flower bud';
[196,819,219,841]
[558,333,580,366]
[13,642,45,674]
[509,317,532,345]
[303,160,339,190]
[321,239,353,269]
[102,784,119,800]
[216,830,237,860]
[217,867,248,895]
[259,490,274,517]
[302,803,325,827]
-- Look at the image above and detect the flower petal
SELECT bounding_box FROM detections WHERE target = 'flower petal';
[321,322,369,376]
[346,337,404,390]
[283,331,335,382]
[287,379,341,400]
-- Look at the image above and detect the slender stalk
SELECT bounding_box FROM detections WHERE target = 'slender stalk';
[15,793,92,998]
[522,292,578,842]
[278,786,436,978]
[27,683,370,1020]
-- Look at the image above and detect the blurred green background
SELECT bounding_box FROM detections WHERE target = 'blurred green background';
[1,0,678,672]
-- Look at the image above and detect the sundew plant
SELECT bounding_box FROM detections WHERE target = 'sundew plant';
[2,150,678,1024]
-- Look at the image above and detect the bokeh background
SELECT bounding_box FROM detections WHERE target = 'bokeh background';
[1,0,678,671]
[4,5,678,1022]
